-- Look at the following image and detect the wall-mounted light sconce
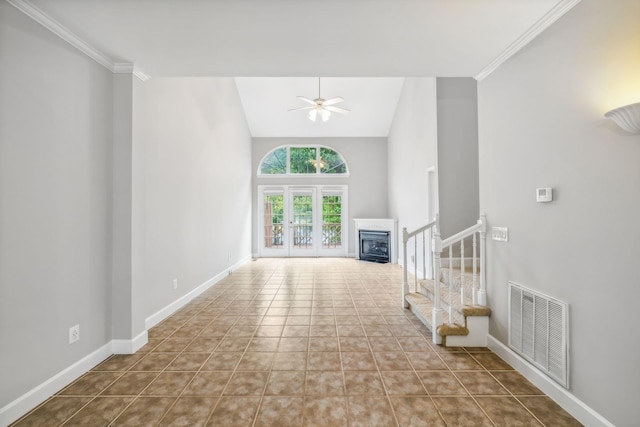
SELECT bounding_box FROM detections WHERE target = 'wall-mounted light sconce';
[604,102,640,133]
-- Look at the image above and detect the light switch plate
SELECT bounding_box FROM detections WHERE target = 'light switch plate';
[491,227,509,242]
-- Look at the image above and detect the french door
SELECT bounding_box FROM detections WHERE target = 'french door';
[259,185,348,257]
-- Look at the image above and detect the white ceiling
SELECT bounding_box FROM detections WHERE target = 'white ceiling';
[19,0,573,137]
[235,77,405,137]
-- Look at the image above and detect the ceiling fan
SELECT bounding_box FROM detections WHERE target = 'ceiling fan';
[289,78,350,122]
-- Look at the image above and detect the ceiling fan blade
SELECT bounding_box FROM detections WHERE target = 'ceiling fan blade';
[288,106,314,111]
[324,106,350,114]
[322,97,344,106]
[297,96,316,105]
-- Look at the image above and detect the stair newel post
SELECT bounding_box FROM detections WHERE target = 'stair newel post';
[402,227,409,308]
[478,215,487,306]
[432,226,444,345]
[472,233,478,305]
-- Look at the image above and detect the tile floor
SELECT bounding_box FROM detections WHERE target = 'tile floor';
[12,258,582,426]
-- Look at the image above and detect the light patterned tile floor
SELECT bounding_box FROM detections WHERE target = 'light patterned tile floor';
[12,258,582,426]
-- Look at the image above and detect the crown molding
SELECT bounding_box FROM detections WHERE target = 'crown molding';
[113,63,150,82]
[133,69,150,82]
[475,0,582,81]
[7,0,149,81]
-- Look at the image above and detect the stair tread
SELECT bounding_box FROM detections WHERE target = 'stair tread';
[437,268,478,296]
[405,292,452,328]
[417,280,465,323]
[436,323,469,336]
[461,305,492,317]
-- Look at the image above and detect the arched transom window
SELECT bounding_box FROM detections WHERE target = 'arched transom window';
[258,145,349,176]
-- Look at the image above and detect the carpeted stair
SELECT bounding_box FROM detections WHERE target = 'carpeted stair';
[405,268,491,347]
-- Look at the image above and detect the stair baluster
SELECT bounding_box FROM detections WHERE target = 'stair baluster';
[448,245,453,324]
[472,233,477,305]
[460,239,465,313]
[432,226,444,344]
[414,235,418,292]
[478,214,487,306]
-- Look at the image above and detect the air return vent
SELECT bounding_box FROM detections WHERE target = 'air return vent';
[508,282,569,388]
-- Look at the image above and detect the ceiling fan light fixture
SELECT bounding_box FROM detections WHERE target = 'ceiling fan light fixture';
[292,78,349,122]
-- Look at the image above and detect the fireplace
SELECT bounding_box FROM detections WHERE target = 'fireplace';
[359,230,390,263]
[353,218,397,263]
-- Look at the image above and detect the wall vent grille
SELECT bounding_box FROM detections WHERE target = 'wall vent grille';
[508,282,569,388]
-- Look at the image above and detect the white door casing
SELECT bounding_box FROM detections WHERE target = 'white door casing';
[258,185,348,257]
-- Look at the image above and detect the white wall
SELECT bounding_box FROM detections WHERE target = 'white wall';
[436,78,480,238]
[478,1,640,425]
[0,2,113,408]
[0,6,253,416]
[387,78,438,256]
[252,137,388,256]
[133,78,253,326]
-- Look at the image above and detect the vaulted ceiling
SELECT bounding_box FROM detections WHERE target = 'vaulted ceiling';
[13,0,579,136]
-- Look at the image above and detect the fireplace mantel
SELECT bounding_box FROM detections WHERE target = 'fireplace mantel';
[353,218,398,263]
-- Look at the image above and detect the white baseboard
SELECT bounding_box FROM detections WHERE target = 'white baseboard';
[145,255,252,330]
[487,335,614,427]
[111,330,148,355]
[0,342,112,427]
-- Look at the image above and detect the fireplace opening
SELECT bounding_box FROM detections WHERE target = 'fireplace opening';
[359,230,390,263]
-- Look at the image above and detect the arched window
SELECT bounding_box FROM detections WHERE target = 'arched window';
[259,145,349,176]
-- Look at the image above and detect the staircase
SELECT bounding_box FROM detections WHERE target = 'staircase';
[402,215,491,347]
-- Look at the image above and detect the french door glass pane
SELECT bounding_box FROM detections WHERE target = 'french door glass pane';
[293,195,313,248]
[322,195,342,249]
[263,194,284,248]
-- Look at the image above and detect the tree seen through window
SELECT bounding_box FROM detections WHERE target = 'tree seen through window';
[258,145,348,176]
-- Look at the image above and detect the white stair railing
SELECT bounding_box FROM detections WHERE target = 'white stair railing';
[403,214,487,344]
[438,214,487,322]
[402,217,438,306]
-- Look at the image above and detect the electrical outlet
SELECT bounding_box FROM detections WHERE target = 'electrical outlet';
[69,324,79,344]
[172,278,178,290]
[411,255,415,264]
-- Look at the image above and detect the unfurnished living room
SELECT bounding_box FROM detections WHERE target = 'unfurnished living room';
[1,1,639,426]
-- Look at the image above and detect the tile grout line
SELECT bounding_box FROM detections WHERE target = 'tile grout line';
[202,265,279,427]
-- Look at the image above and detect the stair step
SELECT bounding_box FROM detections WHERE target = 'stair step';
[405,293,443,331]
[436,323,468,337]
[438,267,477,299]
[405,292,492,347]
[461,305,492,317]
[417,279,464,324]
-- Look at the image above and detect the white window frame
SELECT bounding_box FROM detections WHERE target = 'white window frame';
[257,145,350,178]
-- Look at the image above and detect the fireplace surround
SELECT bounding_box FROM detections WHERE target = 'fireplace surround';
[353,218,398,263]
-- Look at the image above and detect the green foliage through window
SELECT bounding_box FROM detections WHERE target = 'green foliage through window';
[320,147,347,174]
[259,146,348,176]
[260,147,287,174]
[263,194,284,248]
[322,195,342,248]
[290,147,317,174]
